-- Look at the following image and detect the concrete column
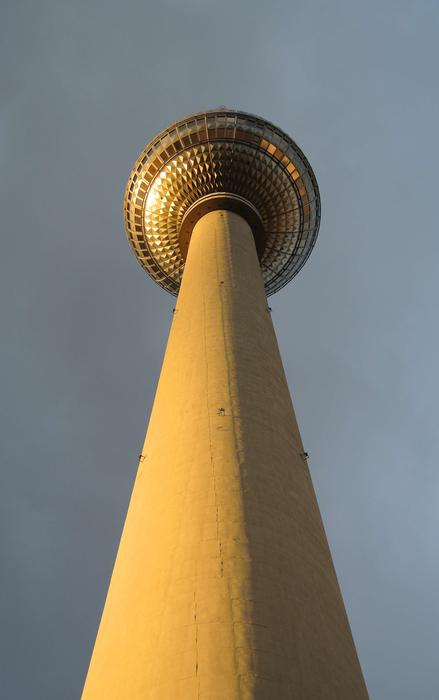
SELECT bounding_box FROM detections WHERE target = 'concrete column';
[82,210,368,699]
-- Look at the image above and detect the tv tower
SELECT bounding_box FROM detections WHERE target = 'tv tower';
[82,110,368,699]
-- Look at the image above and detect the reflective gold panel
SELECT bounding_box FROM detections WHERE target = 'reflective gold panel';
[124,109,321,296]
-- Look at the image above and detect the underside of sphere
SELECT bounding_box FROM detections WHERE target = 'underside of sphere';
[124,110,320,296]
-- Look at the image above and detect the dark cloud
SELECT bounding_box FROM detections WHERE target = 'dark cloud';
[2,1,438,697]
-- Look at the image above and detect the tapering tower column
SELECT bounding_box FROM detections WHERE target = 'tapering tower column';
[82,110,368,699]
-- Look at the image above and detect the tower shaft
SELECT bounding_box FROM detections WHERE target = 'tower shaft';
[82,210,368,699]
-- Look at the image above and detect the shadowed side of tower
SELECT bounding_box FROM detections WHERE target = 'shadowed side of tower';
[82,210,368,699]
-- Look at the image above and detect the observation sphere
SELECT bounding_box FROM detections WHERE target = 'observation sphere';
[124,109,321,296]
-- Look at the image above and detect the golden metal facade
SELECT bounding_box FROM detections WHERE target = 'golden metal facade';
[124,110,320,296]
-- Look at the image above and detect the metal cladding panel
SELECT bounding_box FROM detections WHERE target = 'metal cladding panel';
[124,110,321,296]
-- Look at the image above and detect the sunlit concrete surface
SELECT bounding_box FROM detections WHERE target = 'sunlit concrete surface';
[82,211,368,699]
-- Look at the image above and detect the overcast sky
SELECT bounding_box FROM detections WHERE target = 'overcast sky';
[2,1,439,698]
